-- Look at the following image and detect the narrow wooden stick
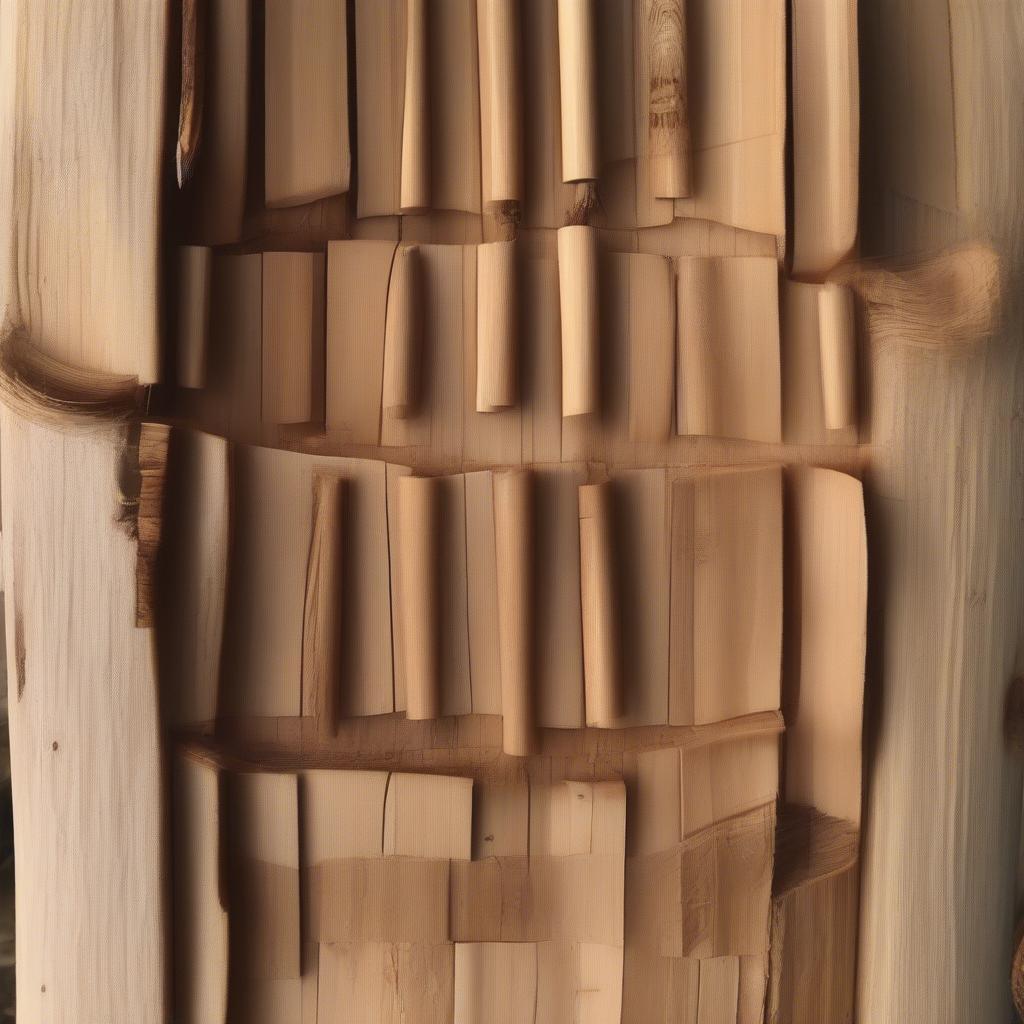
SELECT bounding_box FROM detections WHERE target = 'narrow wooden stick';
[383,245,423,419]
[494,469,536,755]
[647,0,692,198]
[675,256,712,436]
[0,328,141,427]
[816,282,857,429]
[400,0,431,211]
[579,481,621,726]
[557,0,599,183]
[558,225,600,416]
[397,475,441,719]
[301,475,345,734]
[476,240,518,411]
[478,0,523,205]
[177,0,206,187]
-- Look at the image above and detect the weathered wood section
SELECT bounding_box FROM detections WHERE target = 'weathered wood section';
[0,1,169,381]
[1,413,165,1023]
[856,2,1024,1020]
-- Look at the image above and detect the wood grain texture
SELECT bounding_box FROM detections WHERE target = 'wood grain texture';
[493,470,536,756]
[383,245,424,420]
[173,752,229,1024]
[676,256,781,443]
[475,240,518,411]
[769,807,859,1024]
[176,0,205,187]
[181,0,249,246]
[2,412,166,1022]
[261,251,326,428]
[12,4,1023,1020]
[670,0,786,237]
[646,0,691,199]
[401,0,432,210]
[856,2,1024,1020]
[301,474,346,733]
[815,282,857,430]
[156,428,230,729]
[264,0,350,207]
[558,226,600,417]
[136,423,172,628]
[477,0,523,205]
[176,246,212,390]
[556,0,599,183]
[0,0,168,381]
[790,0,859,277]
[396,475,443,720]
[579,481,622,727]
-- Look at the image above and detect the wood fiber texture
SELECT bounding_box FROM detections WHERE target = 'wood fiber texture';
[19,0,1024,1022]
[0,0,168,380]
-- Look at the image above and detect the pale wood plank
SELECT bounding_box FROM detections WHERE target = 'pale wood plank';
[854,4,1024,1020]
[0,1,168,381]
[2,412,165,1022]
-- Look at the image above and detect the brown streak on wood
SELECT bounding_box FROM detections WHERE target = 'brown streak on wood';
[177,0,206,187]
[136,423,172,627]
[13,609,25,701]
[646,0,691,199]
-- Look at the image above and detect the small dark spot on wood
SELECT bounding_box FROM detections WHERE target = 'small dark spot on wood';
[484,834,494,842]
[40,985,45,994]
[51,741,58,751]
[1005,676,1024,753]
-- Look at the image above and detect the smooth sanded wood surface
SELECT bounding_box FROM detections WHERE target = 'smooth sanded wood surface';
[2,412,166,1023]
[0,0,168,381]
